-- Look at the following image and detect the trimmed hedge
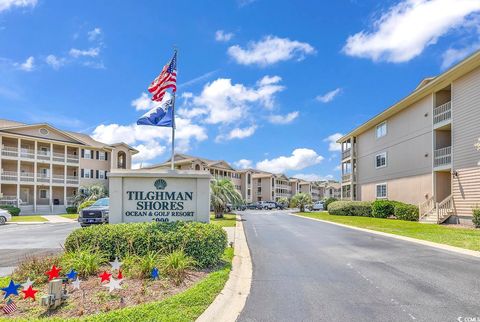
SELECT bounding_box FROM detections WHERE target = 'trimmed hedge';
[323,198,338,211]
[78,200,95,212]
[327,201,372,217]
[371,200,399,218]
[66,206,77,214]
[64,222,227,268]
[394,203,419,221]
[473,209,480,228]
[0,205,20,216]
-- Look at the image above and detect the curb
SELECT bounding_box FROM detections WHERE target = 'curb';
[197,214,252,322]
[291,213,480,258]
[6,221,48,225]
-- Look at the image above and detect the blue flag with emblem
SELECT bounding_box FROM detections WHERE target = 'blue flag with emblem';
[137,95,174,127]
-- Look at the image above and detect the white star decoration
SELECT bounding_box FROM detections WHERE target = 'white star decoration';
[21,278,34,290]
[103,277,122,293]
[110,257,123,271]
[72,277,81,290]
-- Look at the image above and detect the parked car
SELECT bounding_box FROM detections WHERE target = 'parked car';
[311,201,325,211]
[0,209,11,225]
[78,197,109,227]
[257,201,277,210]
[246,202,259,210]
[272,202,285,210]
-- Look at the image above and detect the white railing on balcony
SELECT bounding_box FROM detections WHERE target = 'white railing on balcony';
[1,146,18,157]
[52,152,65,162]
[433,101,451,125]
[67,154,79,163]
[20,172,34,182]
[342,148,351,160]
[52,174,65,184]
[20,148,35,159]
[37,173,50,182]
[66,175,79,184]
[0,195,17,206]
[434,146,452,167]
[1,171,18,181]
[37,150,51,160]
[342,173,354,182]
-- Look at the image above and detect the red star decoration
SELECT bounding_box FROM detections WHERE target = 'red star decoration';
[117,271,123,279]
[22,286,38,301]
[46,265,61,281]
[99,271,112,283]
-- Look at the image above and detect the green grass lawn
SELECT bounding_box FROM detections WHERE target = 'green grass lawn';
[210,213,237,227]
[0,248,234,322]
[297,212,480,252]
[59,213,78,220]
[9,215,48,222]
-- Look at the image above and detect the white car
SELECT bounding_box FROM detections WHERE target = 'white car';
[311,201,325,211]
[0,209,11,225]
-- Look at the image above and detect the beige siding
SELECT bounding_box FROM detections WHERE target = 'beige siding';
[4,127,80,143]
[451,66,480,217]
[356,96,433,201]
[359,173,432,205]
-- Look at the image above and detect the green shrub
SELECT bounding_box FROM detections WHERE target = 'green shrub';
[78,200,96,212]
[61,249,108,277]
[12,255,61,284]
[394,203,419,221]
[472,208,480,228]
[327,201,372,217]
[64,222,227,268]
[371,200,398,218]
[66,206,77,214]
[161,250,196,285]
[323,198,338,210]
[0,205,20,216]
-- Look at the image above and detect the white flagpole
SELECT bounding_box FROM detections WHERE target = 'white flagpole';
[171,48,177,171]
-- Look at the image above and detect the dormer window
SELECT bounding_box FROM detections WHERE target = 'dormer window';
[376,121,387,138]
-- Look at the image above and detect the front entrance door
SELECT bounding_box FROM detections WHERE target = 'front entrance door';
[20,188,29,204]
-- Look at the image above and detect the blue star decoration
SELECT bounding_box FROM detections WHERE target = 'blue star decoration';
[66,269,78,280]
[151,267,160,280]
[1,280,21,299]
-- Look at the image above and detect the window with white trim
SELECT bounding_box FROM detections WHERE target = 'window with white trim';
[99,170,105,179]
[376,184,387,199]
[376,121,387,138]
[39,189,48,199]
[375,152,387,168]
[83,169,91,178]
[84,149,91,159]
[99,152,106,161]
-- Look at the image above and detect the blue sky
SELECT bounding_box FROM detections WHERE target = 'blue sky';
[1,0,480,180]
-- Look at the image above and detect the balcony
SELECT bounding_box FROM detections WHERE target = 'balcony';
[37,173,50,183]
[342,148,351,160]
[1,146,18,158]
[20,172,34,182]
[20,148,35,159]
[342,173,353,182]
[67,154,79,164]
[433,101,451,126]
[66,175,79,185]
[37,150,51,161]
[434,146,452,168]
[52,174,65,184]
[1,171,17,181]
[53,152,65,162]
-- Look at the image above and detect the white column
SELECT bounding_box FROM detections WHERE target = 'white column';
[33,185,37,213]
[49,185,53,213]
[16,183,20,207]
[63,186,67,207]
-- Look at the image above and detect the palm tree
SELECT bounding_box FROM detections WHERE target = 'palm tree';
[73,184,108,206]
[210,179,243,219]
[277,197,289,208]
[290,193,312,212]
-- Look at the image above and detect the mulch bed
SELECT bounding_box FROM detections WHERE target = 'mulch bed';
[1,270,207,319]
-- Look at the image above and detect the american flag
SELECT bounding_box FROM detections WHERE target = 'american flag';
[148,51,177,102]
[2,299,17,314]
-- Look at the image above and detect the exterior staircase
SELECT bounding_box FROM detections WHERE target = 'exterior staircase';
[419,195,454,224]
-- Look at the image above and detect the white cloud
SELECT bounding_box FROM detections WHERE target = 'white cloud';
[334,165,341,171]
[88,27,102,41]
[215,125,257,142]
[316,88,342,103]
[215,30,234,42]
[324,133,343,152]
[268,111,299,124]
[257,75,282,86]
[234,159,253,169]
[441,43,480,69]
[131,92,157,111]
[343,0,480,63]
[132,141,166,162]
[0,0,37,12]
[183,76,285,125]
[69,47,100,58]
[45,54,66,70]
[228,35,315,66]
[16,56,34,71]
[256,148,324,173]
[293,173,334,181]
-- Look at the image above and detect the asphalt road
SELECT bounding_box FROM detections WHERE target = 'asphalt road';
[238,210,480,322]
[0,222,79,276]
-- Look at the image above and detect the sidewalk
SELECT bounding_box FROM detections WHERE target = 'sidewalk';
[41,215,76,223]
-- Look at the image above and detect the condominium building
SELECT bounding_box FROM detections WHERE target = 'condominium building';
[147,153,325,202]
[0,119,137,214]
[338,50,480,224]
[316,180,341,199]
